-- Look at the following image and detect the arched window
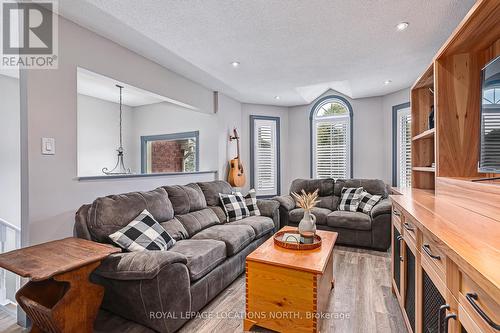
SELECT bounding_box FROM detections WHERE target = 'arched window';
[310,96,353,179]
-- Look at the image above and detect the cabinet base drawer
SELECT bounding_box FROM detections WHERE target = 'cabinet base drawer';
[459,271,500,333]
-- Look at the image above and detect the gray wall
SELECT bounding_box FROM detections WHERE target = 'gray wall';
[22,16,222,246]
[131,102,220,173]
[287,90,388,188]
[241,104,289,194]
[0,75,20,227]
[21,14,411,246]
[381,88,411,184]
[77,94,134,176]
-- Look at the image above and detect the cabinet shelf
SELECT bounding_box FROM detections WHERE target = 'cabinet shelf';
[413,167,435,172]
[412,128,435,141]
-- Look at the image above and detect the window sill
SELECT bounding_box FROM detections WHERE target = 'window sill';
[76,170,218,181]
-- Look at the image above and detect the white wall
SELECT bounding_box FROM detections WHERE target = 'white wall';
[130,102,220,173]
[23,16,219,245]
[0,75,20,227]
[241,104,289,194]
[77,94,134,176]
[381,88,411,184]
[287,90,389,190]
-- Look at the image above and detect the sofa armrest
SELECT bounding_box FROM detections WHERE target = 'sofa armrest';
[370,198,392,219]
[257,199,280,232]
[94,250,188,281]
[272,195,295,211]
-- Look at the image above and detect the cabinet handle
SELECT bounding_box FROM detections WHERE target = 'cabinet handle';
[422,244,441,260]
[399,256,403,262]
[466,292,500,330]
[438,304,450,333]
[403,222,415,232]
[393,210,401,216]
[443,313,456,333]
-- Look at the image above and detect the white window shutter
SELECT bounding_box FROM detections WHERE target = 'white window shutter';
[253,119,278,196]
[398,111,412,187]
[315,120,349,179]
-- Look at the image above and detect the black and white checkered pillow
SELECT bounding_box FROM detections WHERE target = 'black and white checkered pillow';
[109,210,175,251]
[358,191,382,214]
[233,189,260,216]
[338,187,364,212]
[219,193,250,222]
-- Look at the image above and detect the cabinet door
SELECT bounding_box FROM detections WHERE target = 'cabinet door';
[393,225,402,296]
[422,268,447,333]
[405,243,416,333]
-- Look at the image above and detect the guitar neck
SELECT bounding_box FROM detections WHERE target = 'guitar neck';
[236,138,241,160]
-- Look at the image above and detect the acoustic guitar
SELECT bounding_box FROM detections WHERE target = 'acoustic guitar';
[228,128,246,187]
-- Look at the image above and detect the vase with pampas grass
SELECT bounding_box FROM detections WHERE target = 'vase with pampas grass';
[291,189,320,244]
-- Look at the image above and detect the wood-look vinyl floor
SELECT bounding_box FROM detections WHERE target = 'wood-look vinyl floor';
[0,246,406,333]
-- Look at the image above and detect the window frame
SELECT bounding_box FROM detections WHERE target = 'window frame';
[392,102,411,187]
[250,115,281,198]
[309,95,353,179]
[140,131,199,174]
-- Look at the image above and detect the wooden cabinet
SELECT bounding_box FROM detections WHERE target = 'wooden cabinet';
[391,191,500,333]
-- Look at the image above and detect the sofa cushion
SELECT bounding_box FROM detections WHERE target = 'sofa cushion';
[358,191,382,214]
[164,183,207,215]
[338,187,364,212]
[317,195,339,211]
[175,208,220,237]
[229,216,274,238]
[335,179,387,198]
[109,209,176,251]
[327,210,372,231]
[219,193,250,222]
[87,188,173,243]
[197,180,233,206]
[191,225,255,256]
[160,217,189,241]
[169,239,226,281]
[208,206,227,223]
[289,207,331,225]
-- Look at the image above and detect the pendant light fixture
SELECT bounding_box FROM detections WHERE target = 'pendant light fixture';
[102,84,132,175]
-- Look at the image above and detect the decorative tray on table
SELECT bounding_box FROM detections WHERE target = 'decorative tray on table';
[273,230,322,250]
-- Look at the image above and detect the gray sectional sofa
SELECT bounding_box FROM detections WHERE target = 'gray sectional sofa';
[273,178,392,251]
[74,180,279,333]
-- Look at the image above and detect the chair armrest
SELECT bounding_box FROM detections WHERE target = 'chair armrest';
[370,198,392,219]
[272,195,295,211]
[94,250,187,281]
[257,199,280,232]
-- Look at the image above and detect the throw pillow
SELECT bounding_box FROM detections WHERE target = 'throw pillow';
[109,209,175,251]
[219,192,250,222]
[358,191,382,214]
[338,187,364,212]
[233,189,261,216]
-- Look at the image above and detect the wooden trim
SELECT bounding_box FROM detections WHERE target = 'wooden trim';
[412,128,435,141]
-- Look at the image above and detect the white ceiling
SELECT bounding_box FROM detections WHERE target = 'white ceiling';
[77,67,196,109]
[60,0,476,106]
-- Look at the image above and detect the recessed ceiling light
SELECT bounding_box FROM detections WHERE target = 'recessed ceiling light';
[274,96,280,100]
[396,22,409,31]
[231,61,240,68]
[384,80,392,85]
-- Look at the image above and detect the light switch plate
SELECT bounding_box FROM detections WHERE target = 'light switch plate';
[41,138,55,155]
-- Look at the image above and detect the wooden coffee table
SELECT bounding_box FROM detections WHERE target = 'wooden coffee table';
[0,237,120,333]
[244,226,337,333]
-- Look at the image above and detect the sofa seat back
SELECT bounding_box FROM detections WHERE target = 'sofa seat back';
[86,187,174,243]
[334,179,388,198]
[289,178,338,210]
